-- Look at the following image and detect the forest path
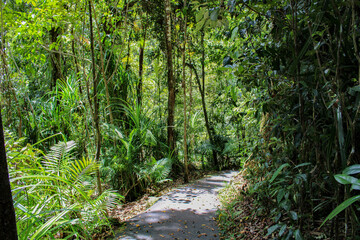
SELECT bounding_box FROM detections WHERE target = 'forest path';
[114,170,237,240]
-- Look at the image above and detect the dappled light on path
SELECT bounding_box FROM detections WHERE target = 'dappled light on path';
[115,171,237,240]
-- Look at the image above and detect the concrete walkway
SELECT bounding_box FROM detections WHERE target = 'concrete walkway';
[115,171,237,240]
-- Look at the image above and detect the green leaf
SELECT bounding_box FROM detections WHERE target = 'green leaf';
[231,27,238,41]
[349,86,360,96]
[290,211,298,220]
[334,174,358,185]
[343,164,360,175]
[336,106,346,166]
[277,189,285,203]
[280,199,291,211]
[279,224,287,236]
[266,224,280,236]
[294,162,311,168]
[294,229,303,240]
[269,163,290,183]
[321,195,360,227]
[351,182,360,191]
[285,229,293,240]
[195,17,206,32]
[210,8,219,21]
[30,204,78,240]
[349,85,360,92]
[196,8,206,22]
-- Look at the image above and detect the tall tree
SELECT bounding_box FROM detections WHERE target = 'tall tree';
[88,0,102,195]
[182,0,189,183]
[200,30,218,170]
[137,21,147,106]
[49,27,62,90]
[0,107,18,240]
[164,0,176,156]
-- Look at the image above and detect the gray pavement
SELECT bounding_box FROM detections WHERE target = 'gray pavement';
[114,170,237,240]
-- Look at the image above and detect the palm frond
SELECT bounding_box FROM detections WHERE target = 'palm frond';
[143,158,172,184]
[30,203,79,240]
[102,123,124,141]
[92,191,123,212]
[145,129,157,146]
[67,157,99,183]
[43,141,77,174]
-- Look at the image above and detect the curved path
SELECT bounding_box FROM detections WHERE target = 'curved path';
[115,170,237,240]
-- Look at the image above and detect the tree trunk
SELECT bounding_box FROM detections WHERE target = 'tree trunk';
[0,106,19,240]
[186,59,218,170]
[49,27,62,90]
[89,0,102,195]
[164,0,176,156]
[70,27,82,95]
[200,31,218,169]
[137,24,147,106]
[182,0,189,183]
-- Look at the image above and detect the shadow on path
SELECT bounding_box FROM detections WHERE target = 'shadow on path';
[114,170,237,240]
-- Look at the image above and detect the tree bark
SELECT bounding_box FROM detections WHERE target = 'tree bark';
[89,0,102,195]
[186,59,218,170]
[49,27,62,90]
[137,24,147,106]
[70,27,82,95]
[200,31,218,169]
[164,0,176,156]
[0,106,19,240]
[182,0,189,183]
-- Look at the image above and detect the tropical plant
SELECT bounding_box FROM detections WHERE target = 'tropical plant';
[101,102,171,200]
[322,164,360,226]
[6,132,122,239]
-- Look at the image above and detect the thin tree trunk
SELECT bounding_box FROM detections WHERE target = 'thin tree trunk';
[89,0,102,195]
[182,0,189,183]
[137,24,147,106]
[89,3,115,125]
[102,66,114,125]
[189,61,194,164]
[164,0,176,156]
[0,106,19,240]
[189,66,193,115]
[200,31,218,169]
[186,61,215,168]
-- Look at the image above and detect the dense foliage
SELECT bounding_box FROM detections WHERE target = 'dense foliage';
[1,0,359,239]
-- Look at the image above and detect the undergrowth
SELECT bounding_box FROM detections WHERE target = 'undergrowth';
[217,167,332,240]
[218,172,272,240]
